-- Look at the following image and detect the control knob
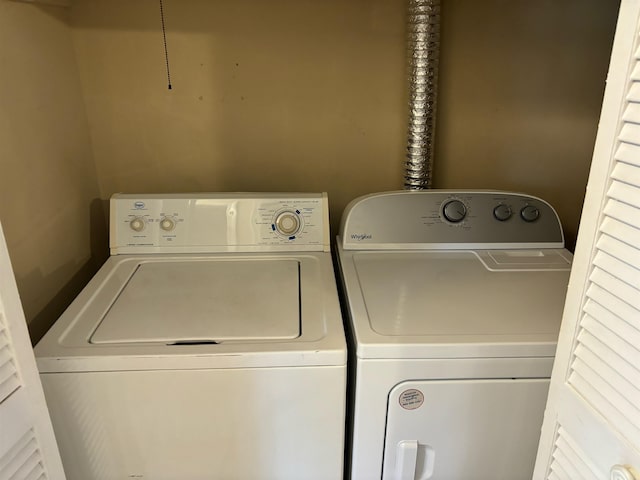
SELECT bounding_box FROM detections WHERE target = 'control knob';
[160,216,176,231]
[493,204,512,221]
[275,211,301,236]
[442,200,467,223]
[129,217,146,232]
[520,205,540,222]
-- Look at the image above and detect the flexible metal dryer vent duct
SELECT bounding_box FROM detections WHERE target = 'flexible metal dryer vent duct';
[404,0,440,190]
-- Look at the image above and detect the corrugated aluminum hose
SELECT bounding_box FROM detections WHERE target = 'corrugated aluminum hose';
[404,0,440,190]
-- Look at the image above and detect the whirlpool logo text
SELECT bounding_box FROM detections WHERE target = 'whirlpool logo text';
[351,233,373,241]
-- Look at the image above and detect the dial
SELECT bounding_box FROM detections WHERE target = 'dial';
[160,216,176,231]
[442,200,467,223]
[275,211,301,236]
[129,216,146,232]
[520,205,540,222]
[493,204,512,221]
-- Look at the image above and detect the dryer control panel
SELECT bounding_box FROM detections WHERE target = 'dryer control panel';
[110,193,330,254]
[340,190,565,250]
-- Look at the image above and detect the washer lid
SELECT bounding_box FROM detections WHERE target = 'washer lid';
[91,259,300,344]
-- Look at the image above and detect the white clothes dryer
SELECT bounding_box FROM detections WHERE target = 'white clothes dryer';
[35,193,346,480]
[336,190,572,480]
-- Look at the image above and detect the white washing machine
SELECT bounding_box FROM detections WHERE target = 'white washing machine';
[336,190,572,480]
[35,193,346,480]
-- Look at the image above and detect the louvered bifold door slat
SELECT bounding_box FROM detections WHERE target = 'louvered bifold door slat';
[614,141,640,167]
[0,309,50,480]
[0,429,47,480]
[547,428,603,480]
[0,313,21,404]
[566,44,640,452]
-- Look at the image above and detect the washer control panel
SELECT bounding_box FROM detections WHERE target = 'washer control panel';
[340,190,564,249]
[110,193,329,254]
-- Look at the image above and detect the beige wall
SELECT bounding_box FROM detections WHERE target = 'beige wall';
[70,0,407,232]
[0,0,105,342]
[69,0,619,247]
[435,0,619,249]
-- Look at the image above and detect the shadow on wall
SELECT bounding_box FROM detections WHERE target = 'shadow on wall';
[27,199,109,344]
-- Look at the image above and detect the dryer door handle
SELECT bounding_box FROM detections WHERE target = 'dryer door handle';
[394,440,435,480]
[395,440,419,480]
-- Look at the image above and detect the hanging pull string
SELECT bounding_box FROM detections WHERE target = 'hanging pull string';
[159,0,172,90]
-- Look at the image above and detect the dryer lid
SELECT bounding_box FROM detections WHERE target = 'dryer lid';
[90,259,300,344]
[353,251,570,338]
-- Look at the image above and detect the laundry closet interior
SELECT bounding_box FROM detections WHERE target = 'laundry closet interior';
[0,0,621,471]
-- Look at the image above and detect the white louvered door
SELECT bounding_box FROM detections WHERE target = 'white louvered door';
[533,1,640,478]
[0,222,66,480]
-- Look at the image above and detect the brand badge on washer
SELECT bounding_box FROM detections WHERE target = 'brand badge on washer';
[399,389,424,410]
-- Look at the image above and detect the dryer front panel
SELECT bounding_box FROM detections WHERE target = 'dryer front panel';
[382,378,549,480]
